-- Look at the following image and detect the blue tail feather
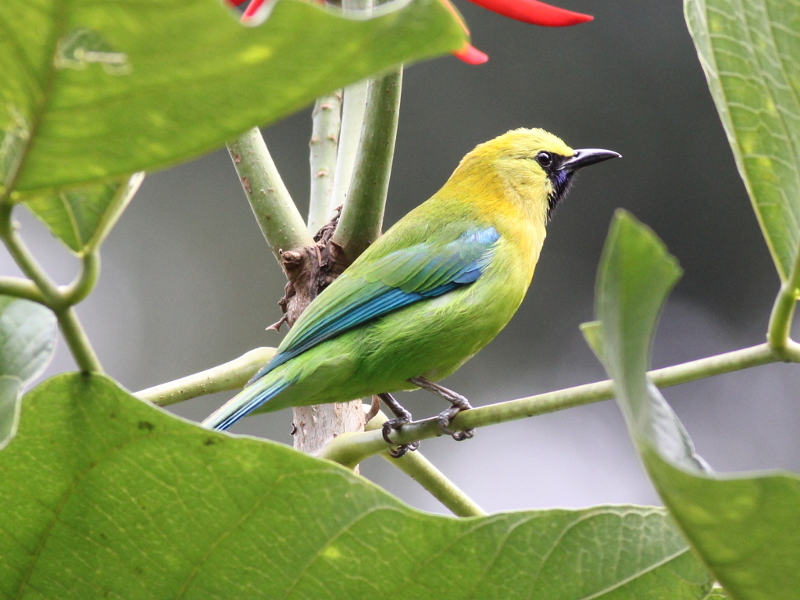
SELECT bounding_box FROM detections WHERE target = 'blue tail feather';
[203,378,292,431]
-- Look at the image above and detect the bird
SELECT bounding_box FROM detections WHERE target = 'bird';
[203,128,619,455]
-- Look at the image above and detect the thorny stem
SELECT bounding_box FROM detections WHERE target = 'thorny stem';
[135,347,276,406]
[0,202,102,374]
[227,128,313,262]
[308,92,343,234]
[332,67,403,260]
[320,342,783,466]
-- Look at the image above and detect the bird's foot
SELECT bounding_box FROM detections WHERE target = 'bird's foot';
[379,392,420,458]
[436,406,475,441]
[381,418,420,458]
[409,377,475,442]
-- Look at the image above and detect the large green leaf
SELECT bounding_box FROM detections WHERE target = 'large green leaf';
[0,0,464,196]
[589,210,800,600]
[23,172,143,255]
[0,296,56,449]
[685,0,800,282]
[0,373,715,599]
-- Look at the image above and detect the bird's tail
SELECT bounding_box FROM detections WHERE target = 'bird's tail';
[202,376,292,431]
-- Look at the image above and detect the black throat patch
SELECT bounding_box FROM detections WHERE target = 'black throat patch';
[545,156,576,221]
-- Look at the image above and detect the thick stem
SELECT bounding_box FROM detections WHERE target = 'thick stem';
[308,92,343,234]
[135,347,276,406]
[227,128,313,261]
[320,342,782,466]
[292,402,366,458]
[332,68,402,260]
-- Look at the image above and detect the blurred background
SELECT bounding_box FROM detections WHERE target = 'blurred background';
[4,0,799,514]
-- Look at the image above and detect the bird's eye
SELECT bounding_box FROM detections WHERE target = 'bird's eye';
[535,151,553,168]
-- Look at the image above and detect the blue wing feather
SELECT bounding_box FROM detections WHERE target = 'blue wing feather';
[248,226,500,384]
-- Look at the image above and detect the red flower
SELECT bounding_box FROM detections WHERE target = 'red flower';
[446,0,591,64]
[227,0,591,63]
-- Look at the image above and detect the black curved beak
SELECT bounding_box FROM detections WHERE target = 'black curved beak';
[560,148,621,171]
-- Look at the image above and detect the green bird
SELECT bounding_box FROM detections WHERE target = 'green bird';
[204,128,618,454]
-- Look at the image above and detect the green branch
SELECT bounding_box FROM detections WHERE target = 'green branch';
[135,347,276,406]
[332,67,402,260]
[320,409,485,517]
[320,342,782,466]
[307,92,342,234]
[227,128,314,261]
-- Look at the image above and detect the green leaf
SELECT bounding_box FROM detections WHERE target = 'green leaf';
[0,373,715,599]
[591,210,800,600]
[0,0,465,196]
[685,0,800,281]
[0,296,56,448]
[23,172,143,255]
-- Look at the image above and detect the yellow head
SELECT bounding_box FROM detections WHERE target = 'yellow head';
[451,128,619,223]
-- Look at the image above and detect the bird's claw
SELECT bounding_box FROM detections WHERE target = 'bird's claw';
[382,418,419,458]
[437,407,475,441]
[387,440,420,458]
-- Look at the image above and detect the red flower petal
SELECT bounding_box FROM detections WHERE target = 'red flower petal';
[224,0,249,6]
[453,43,489,64]
[467,0,592,26]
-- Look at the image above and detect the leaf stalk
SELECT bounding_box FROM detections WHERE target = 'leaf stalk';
[0,202,103,373]
[767,241,800,361]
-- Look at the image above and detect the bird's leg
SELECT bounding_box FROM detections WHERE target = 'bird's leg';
[378,392,420,458]
[408,377,475,441]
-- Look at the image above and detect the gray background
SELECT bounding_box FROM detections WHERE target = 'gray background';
[6,0,799,514]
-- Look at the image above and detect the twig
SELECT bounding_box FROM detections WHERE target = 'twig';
[0,276,45,304]
[319,342,782,466]
[364,410,485,517]
[135,347,276,406]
